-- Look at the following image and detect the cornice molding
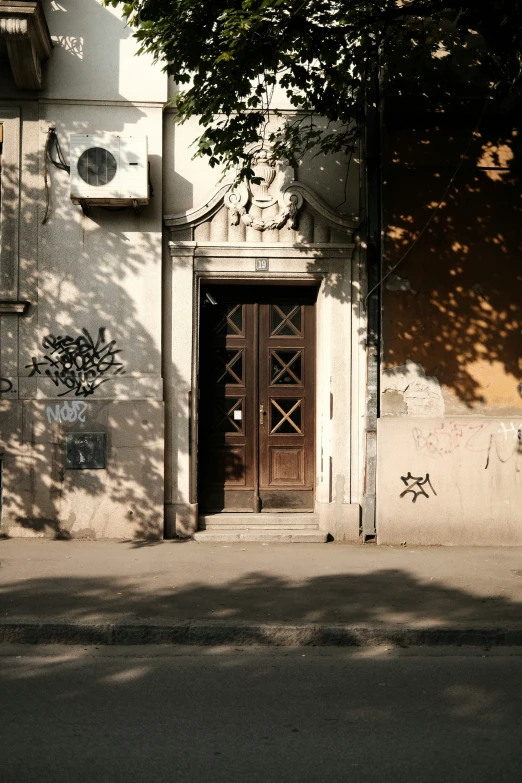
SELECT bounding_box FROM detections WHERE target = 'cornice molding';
[164,184,232,230]
[0,1,52,90]
[169,242,355,260]
[0,301,30,314]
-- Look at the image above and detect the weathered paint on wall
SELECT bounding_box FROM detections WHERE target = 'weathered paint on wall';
[382,360,445,417]
[378,417,522,545]
[0,400,163,539]
[378,109,522,544]
[382,114,522,415]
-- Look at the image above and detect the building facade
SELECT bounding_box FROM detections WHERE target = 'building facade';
[1,1,520,544]
[377,101,522,545]
[0,0,364,543]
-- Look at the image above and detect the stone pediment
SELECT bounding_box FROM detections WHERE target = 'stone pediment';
[164,153,359,246]
[164,181,358,246]
[0,1,52,90]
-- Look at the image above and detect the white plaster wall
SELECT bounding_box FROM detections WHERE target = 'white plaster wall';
[33,103,164,398]
[41,0,167,103]
[0,1,167,538]
[163,113,359,218]
[377,417,522,545]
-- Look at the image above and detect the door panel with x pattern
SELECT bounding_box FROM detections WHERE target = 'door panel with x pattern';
[259,300,315,509]
[199,286,315,512]
[199,298,256,511]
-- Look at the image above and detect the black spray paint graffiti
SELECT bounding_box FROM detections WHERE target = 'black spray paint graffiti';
[0,378,13,393]
[26,328,125,398]
[484,431,522,471]
[399,472,437,503]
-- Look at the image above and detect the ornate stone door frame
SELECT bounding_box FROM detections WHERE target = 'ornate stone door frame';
[163,181,366,541]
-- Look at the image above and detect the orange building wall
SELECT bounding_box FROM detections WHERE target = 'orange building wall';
[382,114,522,415]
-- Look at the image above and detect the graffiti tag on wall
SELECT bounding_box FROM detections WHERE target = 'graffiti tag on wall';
[412,421,522,470]
[497,422,522,441]
[399,472,437,503]
[26,327,125,398]
[46,401,88,425]
[0,378,13,393]
[412,422,487,457]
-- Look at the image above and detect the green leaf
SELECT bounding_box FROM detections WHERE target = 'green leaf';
[106,0,522,168]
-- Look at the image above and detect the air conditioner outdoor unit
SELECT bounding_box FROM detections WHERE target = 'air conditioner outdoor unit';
[70,134,149,206]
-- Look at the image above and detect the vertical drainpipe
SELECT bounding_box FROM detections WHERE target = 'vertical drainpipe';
[361,74,383,542]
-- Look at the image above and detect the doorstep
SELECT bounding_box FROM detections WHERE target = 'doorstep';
[194,513,328,543]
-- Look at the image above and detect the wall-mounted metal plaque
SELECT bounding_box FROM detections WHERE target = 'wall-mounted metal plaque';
[65,432,106,470]
[255,258,269,271]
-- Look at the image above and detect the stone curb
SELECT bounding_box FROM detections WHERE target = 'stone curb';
[1,621,522,647]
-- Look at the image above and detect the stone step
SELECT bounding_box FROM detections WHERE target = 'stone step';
[199,513,319,529]
[204,523,320,530]
[196,514,327,542]
[203,519,319,529]
[193,530,329,543]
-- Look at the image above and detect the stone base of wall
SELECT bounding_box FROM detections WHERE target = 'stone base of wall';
[317,501,361,543]
[164,501,198,538]
[0,399,164,540]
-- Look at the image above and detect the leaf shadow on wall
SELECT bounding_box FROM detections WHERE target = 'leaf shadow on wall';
[0,145,188,541]
[381,104,522,411]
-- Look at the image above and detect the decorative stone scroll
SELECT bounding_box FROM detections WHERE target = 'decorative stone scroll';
[224,149,304,232]
[0,1,52,90]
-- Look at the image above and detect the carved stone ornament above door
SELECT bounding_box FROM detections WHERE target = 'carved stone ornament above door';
[224,148,304,232]
[0,1,52,90]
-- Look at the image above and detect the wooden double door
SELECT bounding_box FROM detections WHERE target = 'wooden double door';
[198,285,316,512]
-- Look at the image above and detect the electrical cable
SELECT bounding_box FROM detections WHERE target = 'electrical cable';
[42,127,70,224]
[41,128,52,225]
[48,128,70,174]
[364,86,496,307]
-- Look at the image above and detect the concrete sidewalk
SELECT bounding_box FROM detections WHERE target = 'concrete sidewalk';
[1,538,522,646]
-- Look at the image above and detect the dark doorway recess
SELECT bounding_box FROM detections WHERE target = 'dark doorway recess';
[198,284,317,512]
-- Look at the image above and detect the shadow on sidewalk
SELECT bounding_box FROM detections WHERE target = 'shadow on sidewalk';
[0,567,519,627]
[1,565,522,780]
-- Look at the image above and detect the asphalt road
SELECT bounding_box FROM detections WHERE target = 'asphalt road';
[1,646,521,783]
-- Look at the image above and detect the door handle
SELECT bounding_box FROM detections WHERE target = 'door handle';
[259,404,265,427]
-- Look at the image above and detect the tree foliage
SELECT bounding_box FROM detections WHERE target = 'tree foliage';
[105,0,522,174]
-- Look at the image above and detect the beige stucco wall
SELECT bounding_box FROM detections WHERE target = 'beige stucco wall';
[378,417,522,545]
[35,104,164,391]
[377,113,522,545]
[0,399,163,539]
[0,0,167,538]
[42,0,166,104]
